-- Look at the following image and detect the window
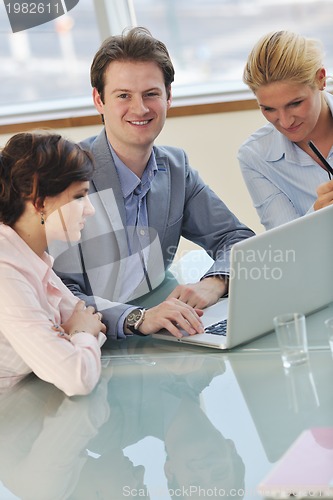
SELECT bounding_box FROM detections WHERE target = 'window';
[133,0,333,100]
[1,0,100,122]
[1,0,333,124]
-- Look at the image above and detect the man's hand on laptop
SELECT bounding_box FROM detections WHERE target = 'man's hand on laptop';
[137,298,204,338]
[166,276,228,309]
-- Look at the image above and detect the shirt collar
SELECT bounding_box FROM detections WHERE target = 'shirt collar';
[109,143,158,199]
[266,130,302,164]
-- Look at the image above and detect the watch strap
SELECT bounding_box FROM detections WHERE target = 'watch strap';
[127,325,146,336]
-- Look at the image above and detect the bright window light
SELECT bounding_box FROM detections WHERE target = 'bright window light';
[1,0,332,122]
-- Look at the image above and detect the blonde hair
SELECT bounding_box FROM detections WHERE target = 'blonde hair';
[243,31,325,94]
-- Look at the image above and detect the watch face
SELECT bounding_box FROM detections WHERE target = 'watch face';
[127,309,143,326]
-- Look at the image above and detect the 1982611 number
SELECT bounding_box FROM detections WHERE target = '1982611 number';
[5,3,60,14]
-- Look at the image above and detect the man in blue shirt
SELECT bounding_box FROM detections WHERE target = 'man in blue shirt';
[55,27,254,340]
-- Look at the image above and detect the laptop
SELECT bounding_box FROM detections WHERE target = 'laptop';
[153,203,333,349]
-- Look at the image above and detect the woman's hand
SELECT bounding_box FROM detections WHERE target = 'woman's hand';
[60,300,106,339]
[314,179,333,211]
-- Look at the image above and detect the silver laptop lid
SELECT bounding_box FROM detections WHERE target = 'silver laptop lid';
[154,203,333,350]
[225,202,333,348]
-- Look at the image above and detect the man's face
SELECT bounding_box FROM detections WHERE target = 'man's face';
[93,60,171,157]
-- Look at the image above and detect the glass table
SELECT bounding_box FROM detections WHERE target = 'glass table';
[0,251,332,499]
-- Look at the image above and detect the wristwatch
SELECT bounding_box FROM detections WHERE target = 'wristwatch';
[125,308,146,335]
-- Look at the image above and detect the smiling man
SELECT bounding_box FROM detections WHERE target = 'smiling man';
[56,27,254,340]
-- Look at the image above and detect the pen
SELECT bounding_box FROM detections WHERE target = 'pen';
[308,140,333,180]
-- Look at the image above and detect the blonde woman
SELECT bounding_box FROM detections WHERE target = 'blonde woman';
[238,30,333,230]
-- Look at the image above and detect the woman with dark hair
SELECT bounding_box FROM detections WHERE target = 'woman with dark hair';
[0,132,106,396]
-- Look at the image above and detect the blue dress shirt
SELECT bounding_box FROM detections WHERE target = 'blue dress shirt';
[109,144,157,334]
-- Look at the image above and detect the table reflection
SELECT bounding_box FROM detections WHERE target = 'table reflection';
[71,354,245,499]
[1,346,332,500]
[0,374,110,500]
[0,353,246,499]
[228,352,333,464]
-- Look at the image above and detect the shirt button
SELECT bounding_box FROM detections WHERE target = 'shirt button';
[139,229,145,236]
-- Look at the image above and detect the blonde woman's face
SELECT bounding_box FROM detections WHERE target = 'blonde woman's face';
[256,80,322,143]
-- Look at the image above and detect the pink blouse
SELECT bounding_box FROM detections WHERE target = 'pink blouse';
[0,224,106,396]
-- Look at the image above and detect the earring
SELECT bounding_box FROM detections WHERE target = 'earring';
[40,212,45,225]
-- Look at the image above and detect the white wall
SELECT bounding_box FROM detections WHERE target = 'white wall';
[0,108,266,255]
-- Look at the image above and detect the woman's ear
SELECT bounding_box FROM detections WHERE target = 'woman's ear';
[317,67,327,90]
[34,197,45,212]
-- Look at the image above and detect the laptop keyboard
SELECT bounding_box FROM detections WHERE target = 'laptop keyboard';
[204,319,227,336]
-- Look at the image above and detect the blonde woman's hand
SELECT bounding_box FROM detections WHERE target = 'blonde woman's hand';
[314,179,333,211]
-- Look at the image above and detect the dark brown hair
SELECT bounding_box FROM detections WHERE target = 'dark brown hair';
[91,26,175,102]
[0,132,94,226]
